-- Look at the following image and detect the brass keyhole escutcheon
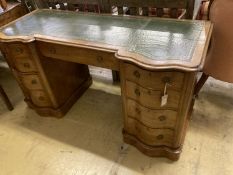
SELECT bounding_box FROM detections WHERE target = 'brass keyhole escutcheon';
[135,88,140,96]
[15,47,23,54]
[162,76,171,84]
[97,56,103,62]
[1,51,7,58]
[159,115,166,121]
[23,63,30,68]
[147,90,151,95]
[135,107,141,115]
[31,79,37,85]
[38,96,45,101]
[49,47,56,54]
[133,70,140,78]
[135,125,141,133]
[157,134,164,140]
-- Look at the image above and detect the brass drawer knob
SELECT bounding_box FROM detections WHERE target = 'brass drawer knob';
[23,63,30,68]
[49,47,56,54]
[162,76,171,84]
[157,134,164,140]
[135,107,141,115]
[135,126,141,133]
[31,79,37,85]
[134,88,140,96]
[38,96,45,101]
[159,115,166,121]
[15,47,23,54]
[133,70,140,78]
[97,56,103,62]
[1,51,7,58]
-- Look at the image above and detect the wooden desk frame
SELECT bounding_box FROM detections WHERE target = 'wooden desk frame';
[0,10,212,160]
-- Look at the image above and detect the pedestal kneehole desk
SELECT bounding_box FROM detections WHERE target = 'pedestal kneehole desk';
[0,10,212,160]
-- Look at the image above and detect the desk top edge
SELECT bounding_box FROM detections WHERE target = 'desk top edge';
[0,9,213,71]
[0,9,211,39]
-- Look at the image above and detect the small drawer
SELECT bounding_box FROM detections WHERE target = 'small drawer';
[30,90,52,107]
[37,42,120,71]
[123,63,184,91]
[126,117,174,147]
[8,44,31,58]
[127,99,177,129]
[126,81,180,109]
[14,58,37,73]
[19,74,43,90]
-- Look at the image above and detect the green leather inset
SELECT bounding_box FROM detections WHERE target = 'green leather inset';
[0,10,205,61]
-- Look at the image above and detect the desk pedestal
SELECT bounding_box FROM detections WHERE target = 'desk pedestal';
[0,42,92,117]
[120,62,196,160]
[1,41,196,160]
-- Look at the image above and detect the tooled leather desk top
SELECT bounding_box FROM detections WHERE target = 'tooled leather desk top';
[0,9,212,71]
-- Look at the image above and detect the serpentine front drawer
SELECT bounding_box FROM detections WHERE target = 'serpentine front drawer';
[123,63,185,91]
[7,43,31,58]
[126,117,175,147]
[126,80,181,109]
[18,74,43,90]
[13,58,37,73]
[30,90,52,107]
[127,99,177,129]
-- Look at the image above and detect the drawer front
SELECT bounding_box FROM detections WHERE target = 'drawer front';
[126,81,180,109]
[19,74,43,90]
[38,42,120,71]
[126,117,174,146]
[8,44,31,58]
[14,58,37,73]
[124,63,184,90]
[30,90,52,107]
[127,99,177,129]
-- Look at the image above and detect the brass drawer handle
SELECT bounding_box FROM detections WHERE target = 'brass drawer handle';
[134,88,140,96]
[157,134,164,140]
[31,79,37,85]
[15,47,23,54]
[23,63,30,68]
[162,76,171,84]
[159,115,166,121]
[97,56,103,62]
[135,107,141,115]
[133,70,140,78]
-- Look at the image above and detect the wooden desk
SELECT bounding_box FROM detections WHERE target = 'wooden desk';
[0,9,212,160]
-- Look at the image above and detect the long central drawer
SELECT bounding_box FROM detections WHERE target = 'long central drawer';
[37,42,120,71]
